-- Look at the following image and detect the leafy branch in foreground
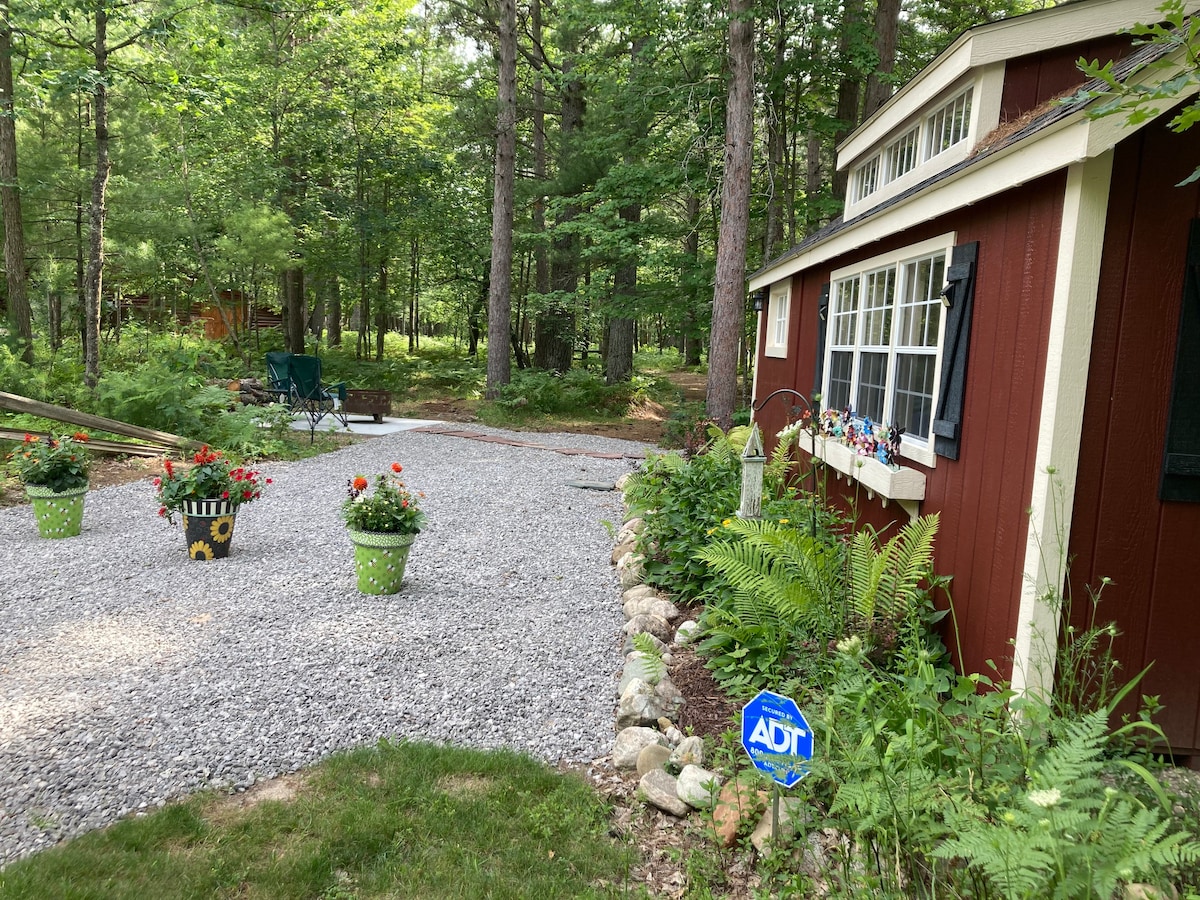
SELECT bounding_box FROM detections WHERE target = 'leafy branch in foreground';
[1071,0,1200,184]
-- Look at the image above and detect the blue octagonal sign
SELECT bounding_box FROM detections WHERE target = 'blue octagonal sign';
[741,690,813,787]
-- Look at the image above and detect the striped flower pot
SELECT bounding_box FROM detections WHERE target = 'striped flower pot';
[25,484,87,538]
[347,529,416,595]
[181,498,238,560]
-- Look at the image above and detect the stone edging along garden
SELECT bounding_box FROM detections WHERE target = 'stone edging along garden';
[607,477,800,852]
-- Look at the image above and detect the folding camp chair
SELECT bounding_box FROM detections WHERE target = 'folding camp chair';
[288,354,348,441]
[265,351,295,407]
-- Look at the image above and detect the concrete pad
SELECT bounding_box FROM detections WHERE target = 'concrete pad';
[288,416,445,436]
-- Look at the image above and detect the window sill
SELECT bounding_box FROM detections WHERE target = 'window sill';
[797,431,926,517]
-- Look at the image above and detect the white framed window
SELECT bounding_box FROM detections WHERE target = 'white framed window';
[924,89,972,160]
[883,127,919,182]
[823,233,954,467]
[850,155,880,203]
[764,282,790,359]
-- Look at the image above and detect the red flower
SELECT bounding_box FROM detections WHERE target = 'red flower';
[222,490,230,499]
[23,433,36,443]
[391,462,403,473]
[265,478,273,485]
[353,476,368,491]
[158,507,167,517]
[153,477,161,487]
[163,459,175,477]
[73,432,89,442]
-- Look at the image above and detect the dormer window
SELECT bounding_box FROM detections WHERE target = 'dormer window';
[851,155,880,203]
[884,127,919,182]
[925,88,972,159]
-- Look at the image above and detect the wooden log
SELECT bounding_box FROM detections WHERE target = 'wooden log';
[0,391,198,450]
[0,427,165,457]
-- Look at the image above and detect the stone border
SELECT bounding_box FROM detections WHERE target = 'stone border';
[608,476,791,851]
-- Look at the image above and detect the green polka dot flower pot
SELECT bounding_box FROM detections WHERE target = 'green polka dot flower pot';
[25,484,87,538]
[181,498,237,560]
[347,529,416,595]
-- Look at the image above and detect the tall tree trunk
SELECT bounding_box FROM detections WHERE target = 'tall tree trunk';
[284,267,305,353]
[326,274,342,347]
[606,198,638,384]
[763,3,788,262]
[606,35,648,385]
[83,5,110,389]
[706,0,754,429]
[485,0,516,399]
[831,0,863,202]
[409,237,420,351]
[0,5,31,363]
[375,254,387,360]
[531,0,549,303]
[863,0,901,119]
[535,52,582,374]
[682,194,702,367]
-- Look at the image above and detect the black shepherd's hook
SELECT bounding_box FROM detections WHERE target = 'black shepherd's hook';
[751,388,821,535]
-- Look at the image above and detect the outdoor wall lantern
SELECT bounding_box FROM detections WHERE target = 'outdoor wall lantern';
[738,422,766,519]
[751,288,767,314]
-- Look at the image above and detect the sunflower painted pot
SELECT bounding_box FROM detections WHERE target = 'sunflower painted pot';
[181,498,237,560]
[25,484,87,538]
[347,529,416,595]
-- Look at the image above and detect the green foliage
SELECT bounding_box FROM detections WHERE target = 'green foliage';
[1072,0,1200,185]
[484,368,645,419]
[694,515,946,693]
[622,440,742,605]
[631,632,668,683]
[154,446,269,524]
[5,433,91,492]
[934,710,1200,899]
[0,740,634,898]
[341,465,426,534]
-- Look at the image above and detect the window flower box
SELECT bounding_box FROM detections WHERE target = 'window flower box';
[796,430,925,515]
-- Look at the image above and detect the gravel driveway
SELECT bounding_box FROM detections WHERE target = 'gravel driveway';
[0,427,650,865]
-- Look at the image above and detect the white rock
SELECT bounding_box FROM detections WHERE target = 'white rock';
[622,613,672,642]
[622,584,658,604]
[674,620,701,645]
[669,735,705,769]
[676,765,724,809]
[612,726,668,768]
[639,769,691,817]
[617,652,664,694]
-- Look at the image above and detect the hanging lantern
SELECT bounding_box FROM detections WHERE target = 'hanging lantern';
[738,422,766,519]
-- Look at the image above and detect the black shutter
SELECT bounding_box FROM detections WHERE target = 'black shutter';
[932,241,979,460]
[813,283,830,409]
[1161,219,1200,502]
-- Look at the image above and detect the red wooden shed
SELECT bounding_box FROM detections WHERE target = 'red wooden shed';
[748,0,1200,759]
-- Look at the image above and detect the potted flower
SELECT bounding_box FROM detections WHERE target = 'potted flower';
[155,445,270,560]
[342,462,425,594]
[7,432,91,538]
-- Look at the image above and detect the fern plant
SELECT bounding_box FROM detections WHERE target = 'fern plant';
[933,709,1200,899]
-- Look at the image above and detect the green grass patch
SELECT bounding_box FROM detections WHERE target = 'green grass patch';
[0,741,637,899]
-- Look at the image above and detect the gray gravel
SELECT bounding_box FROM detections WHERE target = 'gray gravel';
[0,426,652,865]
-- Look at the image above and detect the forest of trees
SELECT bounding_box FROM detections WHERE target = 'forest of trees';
[0,0,1053,414]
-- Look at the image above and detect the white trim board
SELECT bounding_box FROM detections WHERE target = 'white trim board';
[1009,151,1114,700]
[839,0,1200,165]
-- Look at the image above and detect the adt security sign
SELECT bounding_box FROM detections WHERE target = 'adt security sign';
[741,690,812,787]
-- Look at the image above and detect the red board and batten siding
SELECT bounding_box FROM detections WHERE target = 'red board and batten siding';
[755,173,1067,681]
[997,35,1134,125]
[1070,121,1200,756]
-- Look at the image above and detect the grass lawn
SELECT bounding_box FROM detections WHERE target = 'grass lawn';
[0,741,638,899]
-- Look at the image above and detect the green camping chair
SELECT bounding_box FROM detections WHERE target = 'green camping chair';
[265,351,295,407]
[288,354,348,441]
